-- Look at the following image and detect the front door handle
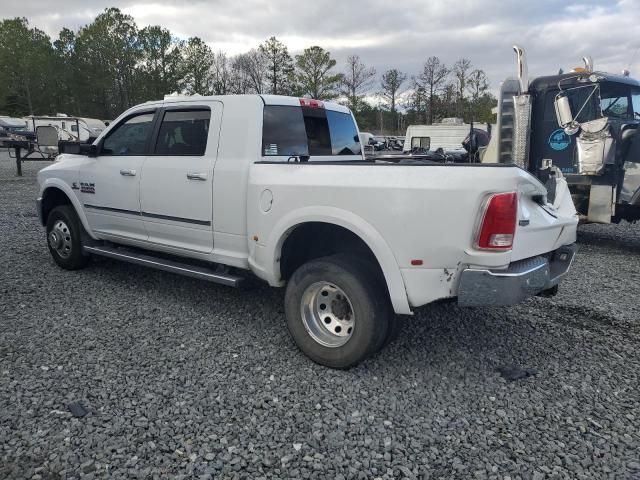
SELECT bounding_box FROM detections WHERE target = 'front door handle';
[120,169,137,176]
[187,172,207,181]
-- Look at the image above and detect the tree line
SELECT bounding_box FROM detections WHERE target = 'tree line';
[0,8,496,134]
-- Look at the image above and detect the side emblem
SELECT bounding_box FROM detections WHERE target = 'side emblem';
[548,129,571,151]
[80,182,95,194]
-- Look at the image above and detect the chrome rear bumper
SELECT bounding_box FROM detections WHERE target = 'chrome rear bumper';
[457,244,577,307]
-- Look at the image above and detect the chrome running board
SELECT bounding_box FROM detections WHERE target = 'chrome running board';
[83,245,242,287]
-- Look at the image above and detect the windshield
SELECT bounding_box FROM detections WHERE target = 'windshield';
[545,82,640,124]
[599,82,637,119]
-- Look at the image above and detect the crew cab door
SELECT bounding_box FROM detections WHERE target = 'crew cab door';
[79,109,156,241]
[139,103,221,253]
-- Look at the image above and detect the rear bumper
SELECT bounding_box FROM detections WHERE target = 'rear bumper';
[457,244,577,307]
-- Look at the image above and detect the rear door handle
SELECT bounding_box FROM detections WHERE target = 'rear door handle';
[119,169,136,176]
[187,172,207,181]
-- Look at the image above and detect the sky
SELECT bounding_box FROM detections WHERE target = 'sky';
[3,0,640,94]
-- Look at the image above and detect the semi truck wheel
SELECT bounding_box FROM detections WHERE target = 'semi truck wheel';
[46,205,90,270]
[284,255,392,369]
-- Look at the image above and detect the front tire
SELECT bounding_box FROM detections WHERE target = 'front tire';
[46,205,90,270]
[284,255,392,369]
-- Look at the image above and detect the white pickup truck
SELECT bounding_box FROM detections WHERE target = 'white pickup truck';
[36,94,578,368]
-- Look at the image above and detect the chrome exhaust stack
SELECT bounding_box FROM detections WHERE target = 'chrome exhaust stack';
[511,45,532,169]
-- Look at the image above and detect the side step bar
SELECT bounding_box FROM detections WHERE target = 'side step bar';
[83,245,243,287]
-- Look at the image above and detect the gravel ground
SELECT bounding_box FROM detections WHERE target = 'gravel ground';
[1,150,639,480]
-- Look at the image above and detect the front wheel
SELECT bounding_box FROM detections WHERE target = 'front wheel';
[284,255,392,369]
[46,205,90,270]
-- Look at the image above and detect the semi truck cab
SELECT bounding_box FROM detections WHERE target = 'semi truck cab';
[490,46,640,223]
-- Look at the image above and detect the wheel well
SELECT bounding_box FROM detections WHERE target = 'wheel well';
[280,222,386,284]
[41,187,72,225]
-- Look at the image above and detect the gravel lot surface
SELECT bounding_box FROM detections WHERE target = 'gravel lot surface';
[1,151,639,479]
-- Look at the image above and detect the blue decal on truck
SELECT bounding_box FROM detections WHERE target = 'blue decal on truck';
[548,129,571,151]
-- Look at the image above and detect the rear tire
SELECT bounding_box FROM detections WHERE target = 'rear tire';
[284,254,392,369]
[46,205,90,270]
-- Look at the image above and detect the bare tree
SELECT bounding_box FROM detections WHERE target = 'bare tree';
[467,68,489,100]
[452,58,472,116]
[233,49,266,94]
[340,55,376,112]
[452,59,472,101]
[417,56,449,124]
[211,50,231,95]
[379,68,407,113]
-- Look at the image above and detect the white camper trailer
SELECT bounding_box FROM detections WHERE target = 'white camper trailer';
[403,119,485,153]
[24,115,106,143]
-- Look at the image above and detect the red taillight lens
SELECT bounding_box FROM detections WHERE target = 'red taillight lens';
[477,192,518,250]
[299,98,324,109]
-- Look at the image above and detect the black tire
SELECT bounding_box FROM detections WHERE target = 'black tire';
[347,255,401,352]
[284,254,392,369]
[46,205,90,270]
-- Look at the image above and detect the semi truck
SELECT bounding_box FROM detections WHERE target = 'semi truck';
[486,46,640,223]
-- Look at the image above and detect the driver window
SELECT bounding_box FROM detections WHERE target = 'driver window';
[632,90,640,119]
[101,112,155,156]
[600,85,630,119]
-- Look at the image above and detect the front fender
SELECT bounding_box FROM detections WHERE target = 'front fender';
[251,206,412,315]
[40,179,98,240]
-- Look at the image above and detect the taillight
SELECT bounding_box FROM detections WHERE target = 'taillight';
[299,98,324,109]
[476,192,518,250]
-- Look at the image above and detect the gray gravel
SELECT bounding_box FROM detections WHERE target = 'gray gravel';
[1,150,639,480]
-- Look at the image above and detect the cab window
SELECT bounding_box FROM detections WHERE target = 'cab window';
[262,106,309,157]
[101,112,155,156]
[327,110,361,155]
[632,89,640,119]
[600,84,631,119]
[262,105,361,158]
[154,109,210,156]
[543,88,599,124]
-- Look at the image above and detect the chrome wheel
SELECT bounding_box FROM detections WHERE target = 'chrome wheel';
[48,220,72,259]
[300,281,355,348]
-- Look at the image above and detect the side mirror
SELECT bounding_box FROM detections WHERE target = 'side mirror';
[80,143,98,157]
[36,125,58,147]
[554,93,579,135]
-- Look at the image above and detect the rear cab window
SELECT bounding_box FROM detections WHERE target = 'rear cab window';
[262,102,362,160]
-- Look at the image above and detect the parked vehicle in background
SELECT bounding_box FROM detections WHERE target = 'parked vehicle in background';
[403,118,490,154]
[485,46,640,223]
[358,131,374,146]
[36,94,577,368]
[0,116,30,146]
[371,136,387,151]
[24,115,107,143]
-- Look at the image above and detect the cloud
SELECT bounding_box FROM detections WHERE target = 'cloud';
[3,0,639,93]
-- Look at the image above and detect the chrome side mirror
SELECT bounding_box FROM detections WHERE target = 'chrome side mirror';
[554,94,579,135]
[36,125,58,146]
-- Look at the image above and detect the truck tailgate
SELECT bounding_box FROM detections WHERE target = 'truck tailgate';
[511,175,577,261]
